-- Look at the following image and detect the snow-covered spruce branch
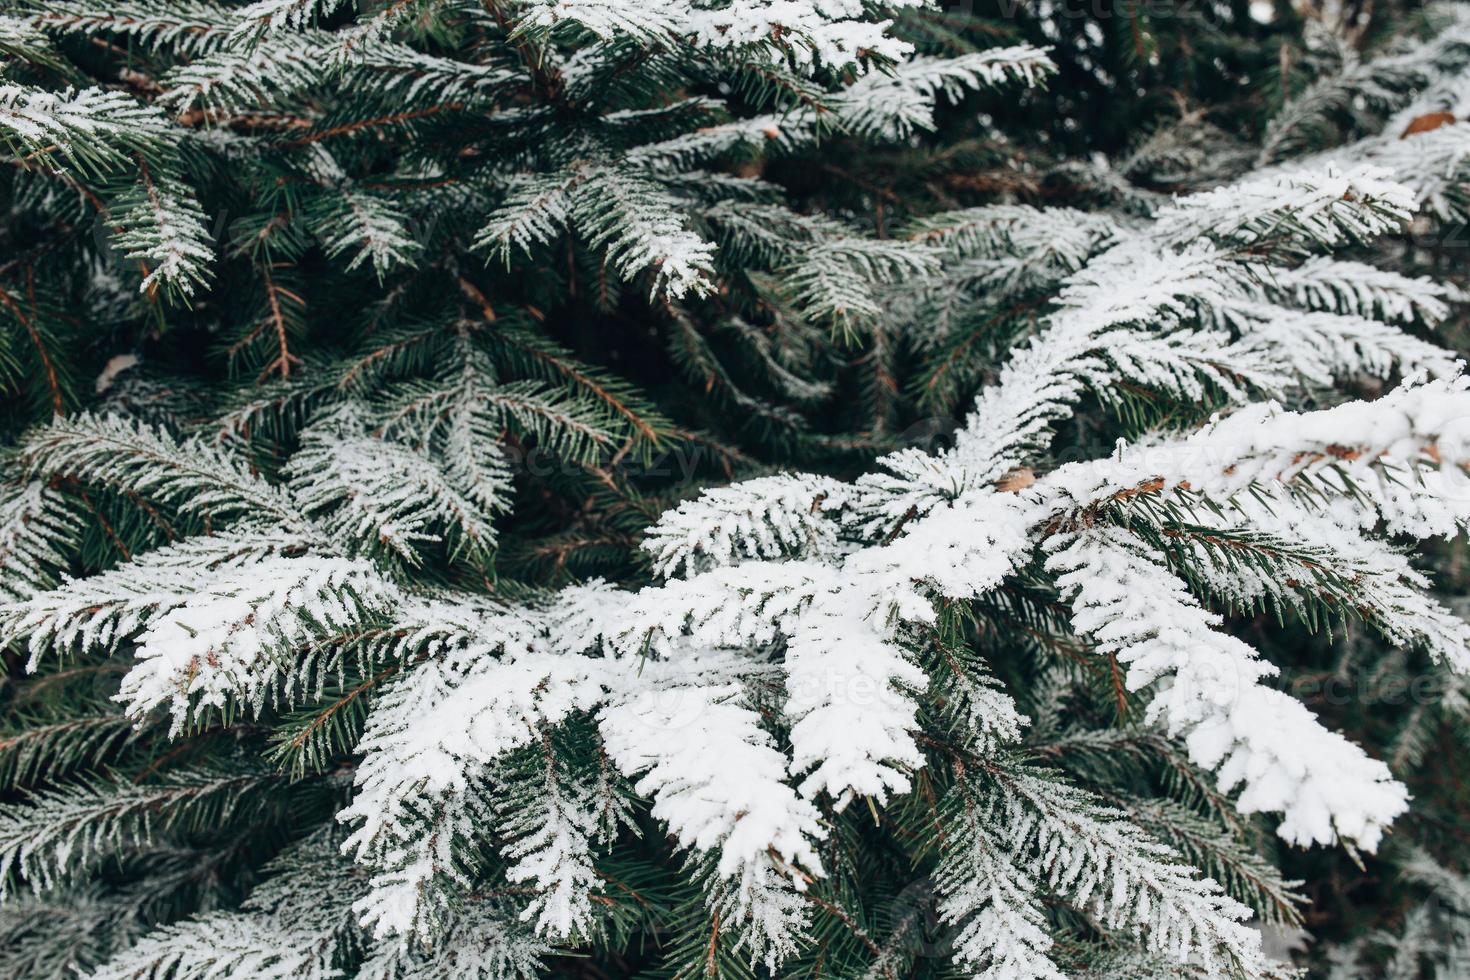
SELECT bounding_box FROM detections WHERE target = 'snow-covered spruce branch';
[0,79,213,297]
[514,0,931,69]
[1044,525,1407,850]
[493,726,627,941]
[1257,6,1470,168]
[82,828,551,980]
[24,372,1469,971]
[83,829,366,980]
[474,164,717,300]
[0,384,626,742]
[625,43,1054,170]
[0,83,169,173]
[111,166,215,299]
[336,597,604,943]
[641,473,851,577]
[939,762,1268,978]
[0,480,82,603]
[318,379,1470,969]
[114,555,394,736]
[472,44,1052,302]
[154,28,516,118]
[1028,373,1470,541]
[607,374,1470,851]
[0,767,278,902]
[861,164,1444,525]
[419,157,1470,959]
[1264,7,1470,221]
[17,1,1054,313]
[19,413,310,533]
[829,46,1057,140]
[287,403,499,567]
[936,802,1066,980]
[335,584,825,966]
[0,527,306,668]
[20,2,238,58]
[1114,484,1470,668]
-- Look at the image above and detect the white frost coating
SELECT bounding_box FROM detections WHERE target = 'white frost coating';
[859,165,1435,526]
[86,912,341,980]
[288,404,499,563]
[1151,164,1416,246]
[624,491,1032,809]
[821,366,1470,854]
[834,47,1056,139]
[641,473,850,577]
[85,832,365,980]
[847,161,1461,539]
[499,757,604,939]
[339,611,604,940]
[1262,256,1459,326]
[113,171,215,297]
[321,190,423,276]
[923,239,1247,502]
[1147,487,1470,673]
[782,586,928,805]
[356,901,548,980]
[600,684,823,879]
[340,587,820,959]
[605,560,827,658]
[1332,119,1470,220]
[846,489,1032,619]
[598,682,824,969]
[1221,301,1458,383]
[903,204,1116,322]
[544,578,626,655]
[0,83,166,157]
[1046,525,1408,850]
[474,42,1052,302]
[0,14,53,60]
[633,440,1406,830]
[938,828,1067,980]
[574,167,718,299]
[626,113,792,171]
[19,3,235,58]
[981,768,1266,973]
[626,48,1055,171]
[157,30,327,114]
[603,557,930,834]
[1031,373,1470,540]
[0,528,303,666]
[115,555,392,735]
[476,166,717,300]
[0,85,215,296]
[88,829,549,980]
[232,0,351,34]
[0,481,81,604]
[1278,9,1470,221]
[519,0,931,69]
[336,584,807,955]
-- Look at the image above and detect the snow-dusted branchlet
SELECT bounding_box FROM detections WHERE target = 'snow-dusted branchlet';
[3,2,1470,978]
[517,0,933,69]
[116,555,393,736]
